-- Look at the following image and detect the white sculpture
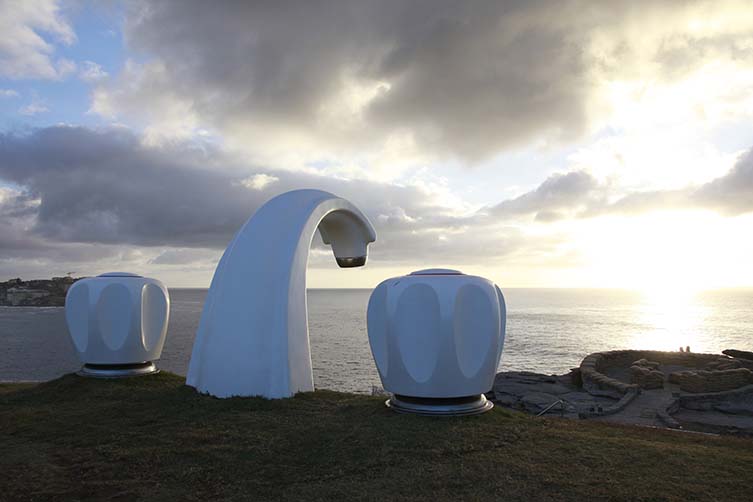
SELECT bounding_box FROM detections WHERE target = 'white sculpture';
[65,272,170,377]
[186,189,376,398]
[367,269,506,415]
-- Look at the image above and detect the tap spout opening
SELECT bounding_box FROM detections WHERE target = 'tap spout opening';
[318,208,374,268]
[335,256,366,268]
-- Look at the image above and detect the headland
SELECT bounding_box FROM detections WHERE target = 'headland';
[0,277,81,307]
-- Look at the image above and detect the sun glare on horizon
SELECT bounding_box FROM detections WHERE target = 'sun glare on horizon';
[566,210,753,291]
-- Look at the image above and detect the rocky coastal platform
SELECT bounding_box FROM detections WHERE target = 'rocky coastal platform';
[491,349,753,435]
[0,277,81,307]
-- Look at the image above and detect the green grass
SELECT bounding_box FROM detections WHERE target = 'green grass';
[1,373,752,501]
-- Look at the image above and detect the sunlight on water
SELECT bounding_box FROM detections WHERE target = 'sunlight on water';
[630,287,708,352]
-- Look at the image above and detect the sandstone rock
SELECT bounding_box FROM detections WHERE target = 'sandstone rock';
[677,368,753,393]
[632,358,661,370]
[705,358,741,371]
[492,371,604,417]
[722,349,753,362]
[717,362,741,371]
[521,392,562,413]
[680,384,753,416]
[493,372,573,398]
[639,408,657,418]
[630,365,665,389]
[568,367,582,387]
[669,371,692,385]
[560,391,600,407]
[494,393,518,407]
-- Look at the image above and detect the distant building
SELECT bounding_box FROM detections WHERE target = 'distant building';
[1,276,82,306]
[6,288,51,306]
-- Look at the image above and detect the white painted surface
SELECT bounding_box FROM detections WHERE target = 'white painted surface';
[367,269,506,398]
[186,189,376,398]
[64,274,170,365]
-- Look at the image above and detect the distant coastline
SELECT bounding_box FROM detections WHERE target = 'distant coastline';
[0,277,82,307]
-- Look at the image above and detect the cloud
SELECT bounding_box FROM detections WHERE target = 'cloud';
[78,60,108,83]
[0,89,19,98]
[148,248,218,265]
[490,147,753,219]
[595,148,753,217]
[18,104,49,116]
[693,148,753,215]
[0,126,259,248]
[0,125,583,282]
[491,171,605,221]
[240,173,279,191]
[0,0,76,80]
[90,60,205,145]
[87,0,753,171]
[18,94,49,115]
[55,57,76,78]
[99,0,593,163]
[0,186,120,270]
[2,126,752,283]
[0,126,487,257]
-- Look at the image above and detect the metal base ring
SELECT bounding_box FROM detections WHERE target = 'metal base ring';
[78,362,159,379]
[386,394,494,416]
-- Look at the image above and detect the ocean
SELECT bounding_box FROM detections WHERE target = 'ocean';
[1,288,751,393]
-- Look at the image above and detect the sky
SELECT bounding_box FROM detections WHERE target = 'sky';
[1,0,753,290]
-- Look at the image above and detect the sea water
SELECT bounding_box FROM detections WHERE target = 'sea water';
[1,288,752,393]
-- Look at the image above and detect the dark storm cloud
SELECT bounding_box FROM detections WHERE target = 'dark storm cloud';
[0,189,119,264]
[0,126,519,264]
[116,1,753,162]
[116,0,599,160]
[0,126,257,247]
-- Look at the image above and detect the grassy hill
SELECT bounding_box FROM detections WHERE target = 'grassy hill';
[2,372,752,501]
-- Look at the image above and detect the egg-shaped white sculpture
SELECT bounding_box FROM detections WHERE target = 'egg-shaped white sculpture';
[367,269,506,415]
[65,272,170,377]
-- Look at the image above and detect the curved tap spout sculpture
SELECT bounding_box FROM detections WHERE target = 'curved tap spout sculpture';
[186,189,376,398]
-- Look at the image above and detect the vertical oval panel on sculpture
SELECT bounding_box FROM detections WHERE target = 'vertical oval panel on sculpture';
[494,285,507,367]
[186,189,376,399]
[97,283,133,352]
[65,282,90,353]
[367,281,390,379]
[453,284,496,379]
[141,283,169,352]
[396,283,441,384]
